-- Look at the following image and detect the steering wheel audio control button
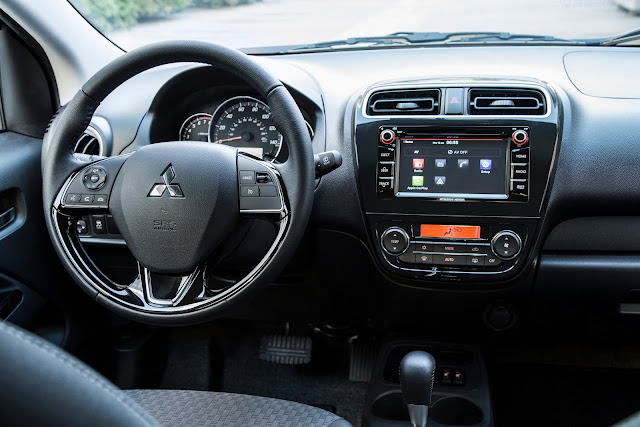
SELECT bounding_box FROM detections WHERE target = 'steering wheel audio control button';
[82,166,107,190]
[381,227,410,255]
[491,231,522,260]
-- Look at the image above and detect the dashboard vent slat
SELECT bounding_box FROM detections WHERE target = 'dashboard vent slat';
[367,89,441,116]
[469,88,546,116]
[74,126,103,156]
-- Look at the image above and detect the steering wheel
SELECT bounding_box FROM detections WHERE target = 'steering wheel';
[42,41,314,325]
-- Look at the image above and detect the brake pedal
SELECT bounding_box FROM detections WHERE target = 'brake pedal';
[259,335,312,365]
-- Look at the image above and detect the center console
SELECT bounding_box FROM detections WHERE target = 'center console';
[355,80,560,284]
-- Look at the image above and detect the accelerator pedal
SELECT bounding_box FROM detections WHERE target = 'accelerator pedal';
[259,335,312,365]
[349,336,378,382]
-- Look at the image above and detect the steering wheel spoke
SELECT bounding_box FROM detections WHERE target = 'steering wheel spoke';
[55,154,130,216]
[238,154,287,221]
[129,262,208,308]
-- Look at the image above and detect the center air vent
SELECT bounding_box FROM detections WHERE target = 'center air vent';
[367,89,441,116]
[74,126,103,156]
[469,88,546,116]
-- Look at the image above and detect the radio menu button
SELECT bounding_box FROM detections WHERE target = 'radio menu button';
[512,165,529,178]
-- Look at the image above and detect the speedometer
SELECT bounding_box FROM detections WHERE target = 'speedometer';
[209,96,282,162]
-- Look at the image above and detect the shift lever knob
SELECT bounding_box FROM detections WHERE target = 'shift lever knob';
[400,351,436,427]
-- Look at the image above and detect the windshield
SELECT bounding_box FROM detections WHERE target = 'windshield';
[69,0,640,51]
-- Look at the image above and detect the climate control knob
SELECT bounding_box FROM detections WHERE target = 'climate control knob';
[381,227,410,255]
[491,231,522,260]
[380,129,396,144]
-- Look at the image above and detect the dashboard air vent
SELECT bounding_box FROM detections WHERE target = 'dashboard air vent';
[469,88,546,116]
[74,126,103,156]
[367,89,441,116]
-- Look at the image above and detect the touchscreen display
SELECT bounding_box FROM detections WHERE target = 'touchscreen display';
[396,134,509,199]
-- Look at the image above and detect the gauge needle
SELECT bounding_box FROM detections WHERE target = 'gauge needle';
[214,136,243,144]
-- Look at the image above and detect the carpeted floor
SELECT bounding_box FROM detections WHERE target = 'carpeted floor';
[220,333,368,426]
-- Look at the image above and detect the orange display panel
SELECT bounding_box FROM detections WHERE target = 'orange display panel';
[420,224,481,239]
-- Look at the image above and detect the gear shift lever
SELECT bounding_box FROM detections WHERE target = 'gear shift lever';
[400,351,436,427]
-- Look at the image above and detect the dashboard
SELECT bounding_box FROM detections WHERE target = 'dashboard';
[74,45,640,334]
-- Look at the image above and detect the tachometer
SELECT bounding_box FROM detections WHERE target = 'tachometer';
[179,113,212,142]
[209,96,282,162]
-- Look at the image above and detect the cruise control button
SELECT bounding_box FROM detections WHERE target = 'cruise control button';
[240,186,259,197]
[511,148,529,163]
[434,254,467,266]
[259,185,277,197]
[91,215,107,234]
[377,179,393,193]
[65,193,81,204]
[416,253,433,264]
[378,163,394,178]
[467,255,485,266]
[434,243,466,253]
[239,171,256,184]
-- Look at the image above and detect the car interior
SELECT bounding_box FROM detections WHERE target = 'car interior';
[3,1,640,426]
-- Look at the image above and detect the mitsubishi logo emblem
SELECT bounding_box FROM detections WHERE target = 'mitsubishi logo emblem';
[148,164,184,198]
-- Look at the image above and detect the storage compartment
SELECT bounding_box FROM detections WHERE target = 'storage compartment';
[431,397,483,426]
[371,392,484,426]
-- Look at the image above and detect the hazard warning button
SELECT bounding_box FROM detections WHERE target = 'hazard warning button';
[445,87,464,115]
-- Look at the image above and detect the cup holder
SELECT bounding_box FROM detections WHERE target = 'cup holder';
[431,397,483,426]
[371,393,483,426]
[371,392,409,421]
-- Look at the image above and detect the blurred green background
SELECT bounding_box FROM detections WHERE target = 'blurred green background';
[70,0,261,31]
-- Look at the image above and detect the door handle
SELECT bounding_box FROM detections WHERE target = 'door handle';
[0,206,15,231]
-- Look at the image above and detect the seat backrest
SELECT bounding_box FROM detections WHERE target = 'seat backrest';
[0,321,159,427]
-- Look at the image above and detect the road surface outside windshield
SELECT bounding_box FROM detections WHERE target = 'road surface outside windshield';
[91,0,640,50]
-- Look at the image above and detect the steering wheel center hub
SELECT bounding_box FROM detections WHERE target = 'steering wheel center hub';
[109,142,239,274]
